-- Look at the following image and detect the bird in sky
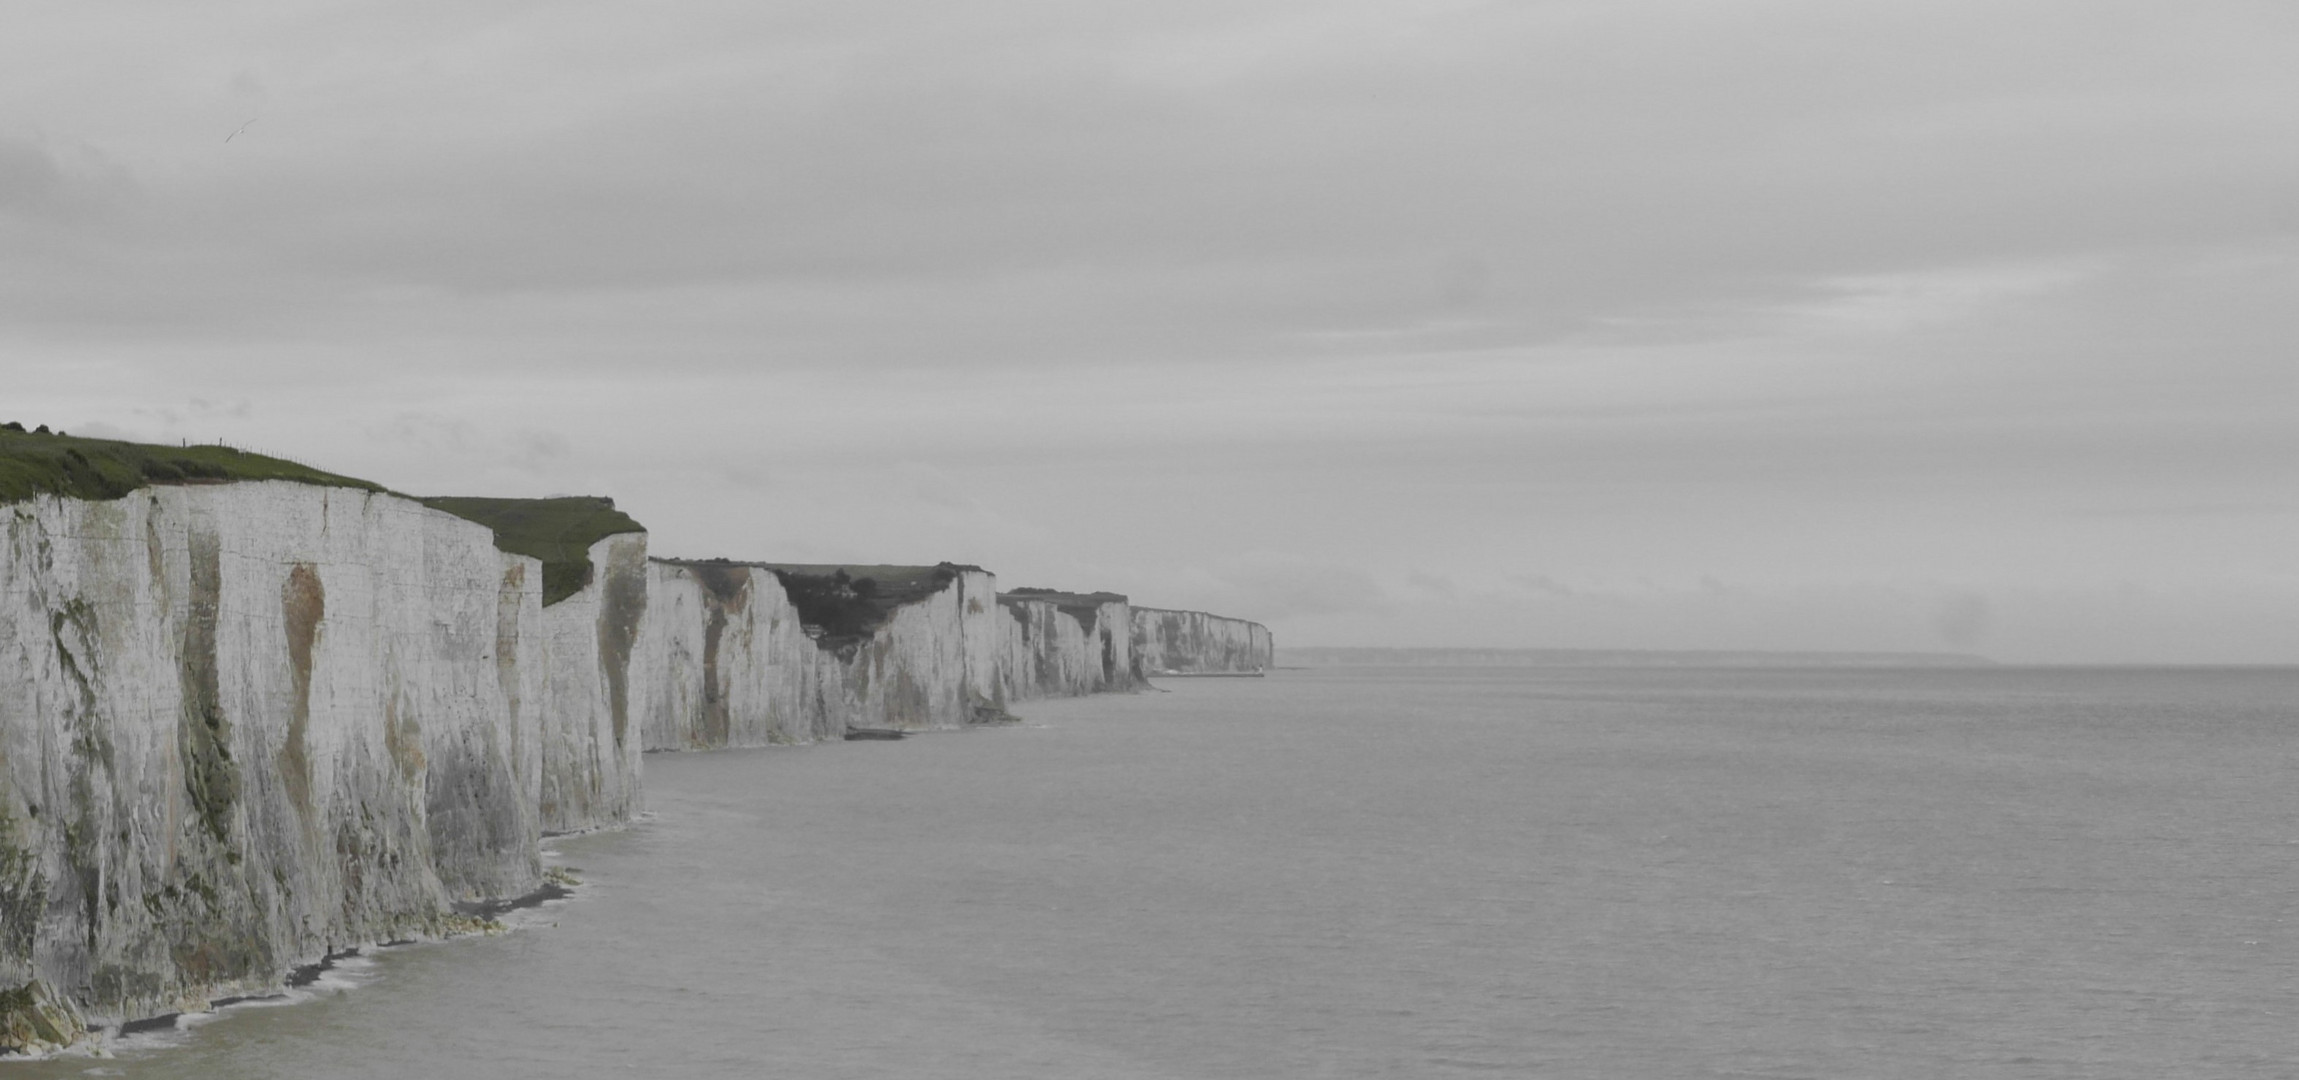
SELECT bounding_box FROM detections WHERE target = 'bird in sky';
[224,118,256,143]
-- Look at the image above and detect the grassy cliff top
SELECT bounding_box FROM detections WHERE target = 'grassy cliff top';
[754,562,976,587]
[419,496,645,605]
[1002,587,1130,606]
[0,426,384,504]
[1,426,644,606]
[999,587,1129,634]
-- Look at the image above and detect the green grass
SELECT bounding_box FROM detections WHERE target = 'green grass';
[0,427,383,505]
[667,560,977,647]
[0,427,646,607]
[1002,587,1130,628]
[418,497,645,605]
[759,563,979,600]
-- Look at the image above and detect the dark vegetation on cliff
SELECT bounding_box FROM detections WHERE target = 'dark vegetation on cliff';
[0,428,647,606]
[0,426,382,505]
[419,496,645,605]
[1000,588,1129,633]
[669,560,975,648]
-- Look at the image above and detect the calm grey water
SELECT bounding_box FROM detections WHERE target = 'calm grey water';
[16,666,2298,1078]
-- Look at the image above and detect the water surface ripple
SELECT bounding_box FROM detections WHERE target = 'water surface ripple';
[17,666,2296,1078]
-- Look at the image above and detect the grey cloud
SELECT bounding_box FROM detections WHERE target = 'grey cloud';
[367,411,475,452]
[17,1,2295,358]
[1190,555,1394,623]
[1930,591,1994,649]
[1406,572,1456,598]
[1509,574,1576,598]
[4,2,2294,663]
[512,429,572,472]
[0,137,62,212]
[69,420,145,442]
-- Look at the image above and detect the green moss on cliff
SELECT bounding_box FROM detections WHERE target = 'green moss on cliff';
[0,428,383,505]
[418,496,645,605]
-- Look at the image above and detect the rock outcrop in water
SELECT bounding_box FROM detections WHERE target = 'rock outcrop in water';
[0,436,1266,1053]
[1131,607,1275,675]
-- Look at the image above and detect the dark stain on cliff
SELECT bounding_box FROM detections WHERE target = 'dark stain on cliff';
[279,563,323,821]
[690,563,751,748]
[495,561,526,727]
[143,504,165,598]
[179,529,238,845]
[596,541,648,749]
[889,668,930,730]
[47,597,113,954]
[48,600,103,760]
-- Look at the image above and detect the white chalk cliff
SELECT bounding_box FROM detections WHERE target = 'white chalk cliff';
[1131,607,1275,675]
[0,483,542,1046]
[1,481,1266,1052]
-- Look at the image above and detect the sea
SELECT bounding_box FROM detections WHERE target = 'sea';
[12,665,2296,1078]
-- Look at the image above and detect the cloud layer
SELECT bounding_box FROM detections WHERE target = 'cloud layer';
[6,1,2295,661]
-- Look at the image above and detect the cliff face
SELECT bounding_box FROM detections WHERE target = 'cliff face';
[640,565,1017,750]
[639,569,1164,751]
[1130,607,1274,675]
[536,534,648,834]
[996,593,1138,699]
[845,568,1004,731]
[0,483,542,1038]
[636,562,844,751]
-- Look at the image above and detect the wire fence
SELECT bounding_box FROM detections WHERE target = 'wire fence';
[196,438,313,470]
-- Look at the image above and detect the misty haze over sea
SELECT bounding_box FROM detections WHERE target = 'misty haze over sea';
[1283,647,1999,668]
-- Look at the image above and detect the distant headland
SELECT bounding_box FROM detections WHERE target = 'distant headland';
[1282,646,1998,668]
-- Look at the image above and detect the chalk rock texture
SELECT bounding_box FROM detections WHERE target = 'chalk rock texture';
[846,568,1004,732]
[0,483,543,1041]
[996,593,1138,699]
[536,534,648,834]
[640,564,1017,750]
[639,568,1157,751]
[636,562,845,751]
[1130,607,1275,675]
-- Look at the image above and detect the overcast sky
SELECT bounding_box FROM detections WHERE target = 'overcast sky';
[6,1,2295,662]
